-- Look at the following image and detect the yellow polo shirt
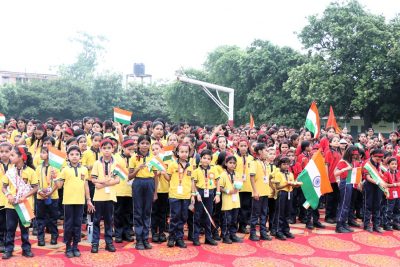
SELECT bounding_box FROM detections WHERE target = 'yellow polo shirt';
[157,158,171,193]
[129,153,155,178]
[192,165,218,190]
[91,157,118,202]
[274,171,295,193]
[0,162,13,206]
[35,164,60,199]
[82,148,102,177]
[235,154,254,193]
[61,165,89,205]
[249,160,274,197]
[168,161,193,200]
[219,171,240,211]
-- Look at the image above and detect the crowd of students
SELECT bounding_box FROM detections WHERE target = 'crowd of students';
[0,117,399,260]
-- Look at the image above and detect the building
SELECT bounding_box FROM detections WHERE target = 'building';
[0,70,58,86]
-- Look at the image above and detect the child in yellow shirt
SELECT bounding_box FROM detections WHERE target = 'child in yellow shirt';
[0,142,12,253]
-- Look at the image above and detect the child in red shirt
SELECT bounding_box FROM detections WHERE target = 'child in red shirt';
[382,158,400,231]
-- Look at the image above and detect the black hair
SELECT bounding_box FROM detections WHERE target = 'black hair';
[254,143,267,154]
[134,121,144,132]
[200,149,212,158]
[300,141,311,152]
[222,154,237,170]
[137,135,151,145]
[65,137,77,147]
[277,156,290,167]
[0,142,12,151]
[74,129,85,137]
[91,132,103,140]
[342,145,360,164]
[43,136,56,146]
[387,157,398,166]
[216,135,227,149]
[370,148,384,156]
[14,146,35,170]
[31,124,48,150]
[46,123,54,132]
[67,145,81,156]
[175,143,190,159]
[278,140,290,152]
[216,151,227,166]
[103,120,115,131]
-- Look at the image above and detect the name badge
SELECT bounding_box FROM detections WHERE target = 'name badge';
[242,174,246,181]
[393,190,398,199]
[105,187,110,194]
[204,189,209,198]
[263,176,268,184]
[232,193,238,202]
[177,185,183,194]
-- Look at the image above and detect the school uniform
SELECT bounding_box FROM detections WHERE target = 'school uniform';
[1,166,37,254]
[192,165,218,242]
[267,162,279,231]
[129,153,155,243]
[151,158,171,241]
[212,164,224,238]
[235,154,254,232]
[289,161,302,222]
[219,170,240,240]
[249,159,272,238]
[382,170,400,229]
[0,161,12,251]
[167,161,193,242]
[61,164,89,251]
[9,129,26,144]
[35,164,60,243]
[113,153,133,241]
[82,148,101,221]
[272,170,294,237]
[91,157,118,246]
[324,148,341,222]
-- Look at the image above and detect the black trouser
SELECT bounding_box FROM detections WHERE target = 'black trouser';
[336,180,353,226]
[92,201,114,245]
[212,195,222,235]
[383,198,400,227]
[305,204,320,224]
[169,198,189,241]
[363,181,383,228]
[0,206,6,245]
[63,205,83,248]
[193,189,214,241]
[133,178,154,242]
[36,199,59,241]
[250,196,268,236]
[268,197,275,230]
[58,188,63,219]
[325,182,339,220]
[298,189,307,222]
[114,196,133,238]
[272,191,292,234]
[151,193,168,235]
[5,208,31,253]
[238,192,252,228]
[289,187,300,220]
[221,208,239,238]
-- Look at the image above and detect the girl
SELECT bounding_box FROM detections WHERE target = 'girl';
[0,142,12,253]
[82,117,93,147]
[334,146,361,233]
[235,138,253,234]
[382,158,400,231]
[36,147,60,246]
[278,141,290,156]
[129,135,158,250]
[57,145,94,258]
[90,139,120,253]
[10,118,27,144]
[92,121,103,134]
[192,149,220,246]
[150,121,165,145]
[219,154,242,244]
[211,151,226,241]
[1,146,38,259]
[151,142,169,244]
[166,144,194,248]
[77,135,88,154]
[114,138,135,243]
[212,135,228,165]
[324,136,341,224]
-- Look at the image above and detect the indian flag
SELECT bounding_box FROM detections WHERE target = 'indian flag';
[113,164,128,180]
[14,199,35,227]
[161,145,174,161]
[364,161,389,196]
[304,101,320,139]
[148,156,167,172]
[346,167,361,186]
[297,150,332,209]
[49,147,66,170]
[0,113,5,124]
[114,107,132,125]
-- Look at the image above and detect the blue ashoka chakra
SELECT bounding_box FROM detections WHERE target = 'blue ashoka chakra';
[312,176,321,187]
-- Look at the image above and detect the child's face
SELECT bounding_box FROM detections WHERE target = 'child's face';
[68,150,81,164]
[386,145,394,153]
[153,125,164,138]
[92,136,102,149]
[139,140,150,152]
[92,123,102,133]
[330,137,340,148]
[280,144,289,154]
[218,137,227,150]
[259,148,268,160]
[178,146,189,160]
[306,144,312,152]
[124,145,135,156]
[200,154,211,167]
[366,139,374,149]
[267,150,276,162]
[0,146,11,161]
[280,162,289,171]
[389,160,398,170]
[101,143,113,158]
[40,150,48,160]
[226,159,236,170]
[78,138,87,151]
[238,141,248,154]
[287,152,295,162]
[151,144,161,155]
[9,150,20,165]
[168,136,178,148]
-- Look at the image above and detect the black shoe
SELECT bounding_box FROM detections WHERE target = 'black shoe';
[143,240,152,249]
[167,239,175,247]
[276,233,287,241]
[288,218,295,224]
[336,226,351,233]
[175,239,187,248]
[135,241,145,250]
[32,228,38,236]
[343,224,354,232]
[158,233,167,243]
[115,237,123,243]
[306,223,314,230]
[2,251,12,259]
[238,226,249,234]
[230,235,243,243]
[0,245,4,253]
[123,235,134,242]
[348,220,361,227]
[91,244,99,253]
[129,229,135,236]
[260,233,272,241]
[187,235,193,241]
[105,243,116,252]
[284,232,295,239]
[270,230,276,236]
[249,234,260,241]
[393,224,400,230]
[152,233,159,243]
[65,250,74,258]
[213,232,221,241]
[22,250,34,257]
[222,237,232,244]
[38,239,45,246]
[205,238,218,246]
[73,248,81,257]
[50,236,57,245]
[383,226,393,231]
[364,226,373,233]
[325,218,336,224]
[313,222,325,229]
[193,239,201,246]
[373,227,384,233]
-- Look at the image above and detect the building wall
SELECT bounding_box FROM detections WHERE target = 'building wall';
[0,70,58,86]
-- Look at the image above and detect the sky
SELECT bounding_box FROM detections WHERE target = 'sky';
[0,0,399,80]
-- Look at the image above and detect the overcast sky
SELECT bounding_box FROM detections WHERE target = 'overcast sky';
[0,0,399,80]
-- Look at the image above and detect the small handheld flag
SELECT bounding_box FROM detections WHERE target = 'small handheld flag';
[0,113,5,124]
[113,107,132,125]
[113,164,128,180]
[326,106,341,133]
[160,145,174,161]
[148,156,167,172]
[48,147,66,170]
[14,199,35,227]
[304,101,321,139]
